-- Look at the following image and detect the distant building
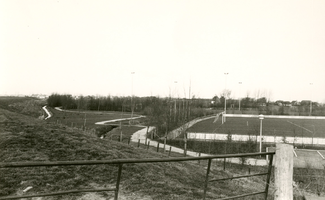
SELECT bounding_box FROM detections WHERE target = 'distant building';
[283,101,292,107]
[275,100,283,106]
[291,101,301,106]
[31,94,48,99]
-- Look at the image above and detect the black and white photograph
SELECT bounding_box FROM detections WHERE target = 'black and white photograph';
[1,0,325,199]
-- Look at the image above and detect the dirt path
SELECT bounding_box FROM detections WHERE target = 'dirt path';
[42,106,52,120]
[95,116,144,125]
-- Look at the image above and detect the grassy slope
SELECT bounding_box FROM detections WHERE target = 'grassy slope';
[0,107,276,200]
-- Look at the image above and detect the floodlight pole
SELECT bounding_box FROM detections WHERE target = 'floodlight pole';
[309,83,313,116]
[312,125,315,146]
[238,82,242,111]
[259,114,264,153]
[131,72,135,121]
[224,73,229,122]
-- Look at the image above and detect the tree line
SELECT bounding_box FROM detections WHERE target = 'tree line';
[212,93,325,116]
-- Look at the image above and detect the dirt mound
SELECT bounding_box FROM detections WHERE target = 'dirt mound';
[0,96,46,118]
[8,100,45,118]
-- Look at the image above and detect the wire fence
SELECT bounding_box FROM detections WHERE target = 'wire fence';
[0,152,275,200]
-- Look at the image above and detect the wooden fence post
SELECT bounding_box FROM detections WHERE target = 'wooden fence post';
[147,141,150,150]
[203,158,212,200]
[198,152,201,164]
[168,146,172,157]
[138,139,140,148]
[114,164,123,200]
[157,142,160,152]
[274,143,293,200]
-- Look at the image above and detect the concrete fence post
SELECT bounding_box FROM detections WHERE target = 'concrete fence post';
[274,143,293,200]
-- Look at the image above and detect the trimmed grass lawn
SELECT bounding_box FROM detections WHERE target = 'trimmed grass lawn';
[187,117,325,138]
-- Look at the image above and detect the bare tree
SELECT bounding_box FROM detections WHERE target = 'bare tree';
[220,89,231,99]
[266,89,273,103]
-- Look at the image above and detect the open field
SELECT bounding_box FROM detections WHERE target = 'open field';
[46,107,145,140]
[187,116,325,138]
[46,107,143,129]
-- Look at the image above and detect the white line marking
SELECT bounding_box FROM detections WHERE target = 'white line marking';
[317,151,325,159]
[286,120,313,133]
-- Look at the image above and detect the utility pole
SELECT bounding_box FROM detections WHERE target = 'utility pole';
[188,79,191,120]
[120,105,123,142]
[83,112,87,131]
[174,81,177,122]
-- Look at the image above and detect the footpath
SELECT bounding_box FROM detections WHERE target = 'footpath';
[130,126,268,167]
[42,106,52,120]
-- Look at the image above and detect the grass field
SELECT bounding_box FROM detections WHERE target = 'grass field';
[187,116,325,138]
[46,107,146,140]
[47,107,142,129]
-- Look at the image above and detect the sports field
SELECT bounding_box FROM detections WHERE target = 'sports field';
[187,115,325,138]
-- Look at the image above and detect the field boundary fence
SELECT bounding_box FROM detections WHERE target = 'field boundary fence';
[0,151,281,200]
[224,114,325,120]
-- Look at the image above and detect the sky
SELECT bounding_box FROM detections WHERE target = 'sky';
[1,0,325,102]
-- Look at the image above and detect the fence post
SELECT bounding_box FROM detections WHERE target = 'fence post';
[128,137,131,145]
[168,146,172,157]
[198,152,201,164]
[114,164,123,200]
[223,158,226,171]
[157,142,160,152]
[138,139,140,148]
[203,158,212,200]
[147,141,150,150]
[264,154,274,199]
[274,144,293,200]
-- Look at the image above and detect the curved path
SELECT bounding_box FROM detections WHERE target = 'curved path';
[42,106,52,120]
[131,127,268,167]
[95,116,145,125]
